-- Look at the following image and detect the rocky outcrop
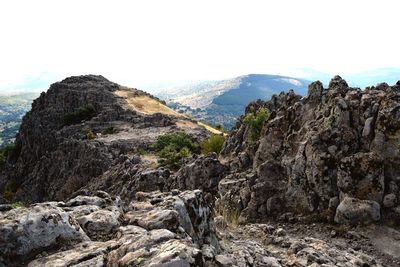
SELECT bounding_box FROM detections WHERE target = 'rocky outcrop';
[0,75,213,203]
[171,153,226,196]
[219,76,400,225]
[0,190,219,266]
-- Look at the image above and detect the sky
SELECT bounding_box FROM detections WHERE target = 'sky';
[0,0,399,94]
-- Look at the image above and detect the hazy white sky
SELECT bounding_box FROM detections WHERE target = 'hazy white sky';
[0,0,399,91]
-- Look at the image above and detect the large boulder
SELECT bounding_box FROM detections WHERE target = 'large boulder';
[0,202,90,264]
[334,197,381,224]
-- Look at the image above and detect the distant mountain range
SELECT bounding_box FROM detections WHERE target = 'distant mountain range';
[157,74,310,129]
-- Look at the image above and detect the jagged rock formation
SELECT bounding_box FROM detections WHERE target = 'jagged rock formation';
[218,76,400,225]
[0,75,215,203]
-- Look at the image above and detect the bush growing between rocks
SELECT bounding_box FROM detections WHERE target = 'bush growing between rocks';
[82,128,96,140]
[63,105,96,126]
[11,201,24,209]
[201,134,225,155]
[243,107,269,143]
[86,130,96,140]
[153,132,196,170]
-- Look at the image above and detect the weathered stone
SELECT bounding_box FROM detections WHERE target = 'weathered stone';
[75,208,121,240]
[0,203,89,264]
[261,256,282,267]
[171,153,226,194]
[334,197,381,224]
[27,241,118,267]
[215,254,237,266]
[383,193,397,208]
[307,81,324,102]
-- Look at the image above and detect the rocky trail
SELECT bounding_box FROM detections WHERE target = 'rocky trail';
[1,75,400,266]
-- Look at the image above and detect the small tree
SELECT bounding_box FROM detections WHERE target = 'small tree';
[201,134,225,155]
[153,132,196,170]
[243,107,270,143]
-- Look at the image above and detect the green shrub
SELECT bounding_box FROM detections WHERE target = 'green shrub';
[63,105,96,126]
[153,132,196,152]
[11,201,24,209]
[157,145,192,170]
[86,130,96,140]
[153,132,196,170]
[243,107,270,143]
[201,134,225,155]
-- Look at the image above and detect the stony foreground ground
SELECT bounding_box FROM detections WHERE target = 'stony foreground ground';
[1,190,400,266]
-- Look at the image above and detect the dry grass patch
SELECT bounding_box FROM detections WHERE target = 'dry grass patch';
[115,90,183,116]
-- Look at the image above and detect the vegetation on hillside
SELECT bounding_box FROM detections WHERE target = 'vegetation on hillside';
[153,132,196,170]
[63,105,96,126]
[200,134,225,155]
[243,107,270,143]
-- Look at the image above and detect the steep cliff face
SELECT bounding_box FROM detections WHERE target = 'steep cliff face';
[0,75,213,203]
[219,76,400,224]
